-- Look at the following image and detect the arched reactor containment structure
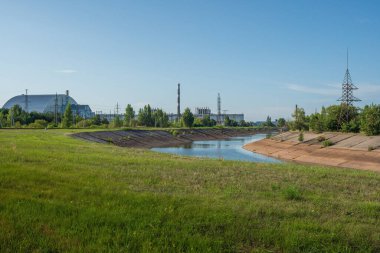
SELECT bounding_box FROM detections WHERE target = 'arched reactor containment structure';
[2,93,94,118]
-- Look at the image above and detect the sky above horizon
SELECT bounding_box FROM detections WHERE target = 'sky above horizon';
[1,0,380,121]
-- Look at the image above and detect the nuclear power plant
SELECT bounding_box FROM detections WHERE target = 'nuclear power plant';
[2,90,94,119]
[2,84,244,125]
[168,84,244,124]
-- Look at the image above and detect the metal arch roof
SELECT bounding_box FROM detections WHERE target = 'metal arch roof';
[2,94,78,113]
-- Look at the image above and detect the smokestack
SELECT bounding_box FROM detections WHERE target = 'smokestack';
[65,90,69,107]
[177,83,181,120]
[217,93,221,124]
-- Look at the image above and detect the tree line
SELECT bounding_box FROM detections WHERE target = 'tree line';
[287,103,380,136]
[0,104,269,129]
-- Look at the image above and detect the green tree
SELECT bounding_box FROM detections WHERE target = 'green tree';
[277,118,286,128]
[309,113,324,133]
[193,118,203,127]
[291,105,308,131]
[202,115,214,127]
[265,116,274,127]
[224,116,231,126]
[61,103,73,128]
[0,109,8,128]
[153,109,169,128]
[138,105,154,127]
[360,104,380,136]
[7,105,23,127]
[239,120,248,127]
[124,104,135,127]
[111,115,123,128]
[91,115,102,126]
[182,108,194,128]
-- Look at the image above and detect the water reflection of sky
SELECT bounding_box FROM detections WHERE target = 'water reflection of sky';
[152,134,280,163]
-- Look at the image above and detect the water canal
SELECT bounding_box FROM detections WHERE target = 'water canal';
[152,134,281,163]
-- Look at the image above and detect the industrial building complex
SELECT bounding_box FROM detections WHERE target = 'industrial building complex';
[168,84,244,124]
[2,91,94,119]
[2,84,244,125]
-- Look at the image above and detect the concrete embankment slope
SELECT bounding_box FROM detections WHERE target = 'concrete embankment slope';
[244,132,380,172]
[73,128,267,148]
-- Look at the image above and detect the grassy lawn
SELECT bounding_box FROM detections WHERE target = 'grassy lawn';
[0,129,379,252]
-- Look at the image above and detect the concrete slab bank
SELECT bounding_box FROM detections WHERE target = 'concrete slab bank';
[73,128,272,149]
[243,132,380,172]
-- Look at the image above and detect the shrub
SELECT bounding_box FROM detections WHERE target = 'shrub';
[298,131,304,142]
[368,146,375,152]
[28,119,48,129]
[283,186,303,201]
[322,140,334,147]
[317,136,326,142]
[360,104,380,136]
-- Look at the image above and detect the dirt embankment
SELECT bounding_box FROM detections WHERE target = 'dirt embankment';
[244,131,380,172]
[73,128,270,148]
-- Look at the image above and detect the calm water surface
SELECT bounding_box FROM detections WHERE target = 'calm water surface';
[152,134,280,163]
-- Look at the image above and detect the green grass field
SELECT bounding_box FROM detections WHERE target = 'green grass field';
[0,129,379,252]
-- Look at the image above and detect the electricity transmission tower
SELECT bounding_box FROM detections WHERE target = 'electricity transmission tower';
[337,50,360,125]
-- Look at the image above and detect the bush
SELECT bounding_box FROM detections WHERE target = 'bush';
[360,104,380,136]
[28,119,48,128]
[368,146,375,152]
[322,140,334,147]
[317,136,326,142]
[283,186,303,201]
[298,131,304,142]
[76,119,93,128]
[170,129,179,137]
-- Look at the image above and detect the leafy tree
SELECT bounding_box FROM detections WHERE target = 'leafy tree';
[201,115,211,127]
[224,116,231,126]
[0,110,8,128]
[91,115,102,126]
[193,118,203,127]
[277,118,286,128]
[360,104,380,136]
[230,119,238,127]
[182,108,194,128]
[61,103,73,128]
[265,116,274,127]
[291,105,308,131]
[239,120,248,127]
[101,118,109,125]
[111,115,123,128]
[124,104,135,127]
[138,105,154,127]
[7,105,23,126]
[153,109,169,127]
[309,113,324,133]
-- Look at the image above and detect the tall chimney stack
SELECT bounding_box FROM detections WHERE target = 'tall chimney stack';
[177,83,181,120]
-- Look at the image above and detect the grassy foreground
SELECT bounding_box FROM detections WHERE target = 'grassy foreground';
[0,130,379,252]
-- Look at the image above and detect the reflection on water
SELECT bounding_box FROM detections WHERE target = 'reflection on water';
[152,134,280,163]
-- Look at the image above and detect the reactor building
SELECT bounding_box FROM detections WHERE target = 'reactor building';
[2,90,94,118]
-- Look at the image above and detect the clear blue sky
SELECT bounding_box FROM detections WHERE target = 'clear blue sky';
[1,0,379,121]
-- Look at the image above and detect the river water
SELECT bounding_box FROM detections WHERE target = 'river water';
[151,134,280,163]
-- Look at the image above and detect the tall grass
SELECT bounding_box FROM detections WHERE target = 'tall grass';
[0,129,379,252]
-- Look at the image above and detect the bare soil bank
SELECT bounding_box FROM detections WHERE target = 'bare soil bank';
[244,131,380,172]
[73,128,271,148]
